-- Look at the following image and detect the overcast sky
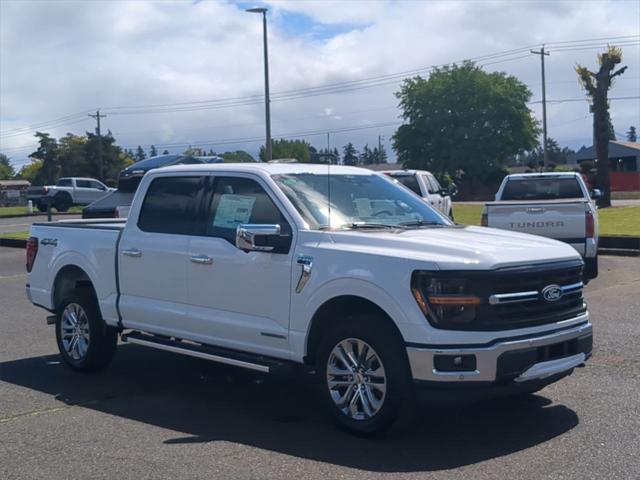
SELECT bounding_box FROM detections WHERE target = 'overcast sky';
[1,0,639,169]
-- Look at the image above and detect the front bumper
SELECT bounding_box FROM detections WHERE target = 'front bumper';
[406,320,592,384]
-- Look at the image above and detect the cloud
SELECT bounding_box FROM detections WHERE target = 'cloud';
[1,0,638,169]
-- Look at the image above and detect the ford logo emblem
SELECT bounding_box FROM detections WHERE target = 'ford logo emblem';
[541,284,563,302]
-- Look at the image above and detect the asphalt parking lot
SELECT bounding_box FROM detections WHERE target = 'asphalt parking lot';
[1,247,638,479]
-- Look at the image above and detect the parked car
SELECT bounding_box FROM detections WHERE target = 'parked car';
[82,154,224,218]
[27,177,113,212]
[381,169,456,218]
[26,164,592,434]
[482,172,600,279]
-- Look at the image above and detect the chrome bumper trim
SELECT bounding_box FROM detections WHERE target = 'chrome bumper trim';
[407,319,592,383]
[514,353,585,383]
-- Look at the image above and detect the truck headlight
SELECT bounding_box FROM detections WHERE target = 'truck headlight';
[411,272,482,327]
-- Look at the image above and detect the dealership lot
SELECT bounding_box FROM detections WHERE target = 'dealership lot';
[1,247,638,479]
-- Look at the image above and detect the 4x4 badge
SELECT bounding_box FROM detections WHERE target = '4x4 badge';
[541,284,563,302]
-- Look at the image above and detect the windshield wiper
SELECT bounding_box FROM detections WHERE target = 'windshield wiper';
[397,220,445,228]
[342,222,408,230]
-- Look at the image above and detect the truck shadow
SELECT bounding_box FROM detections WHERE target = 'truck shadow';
[0,344,579,473]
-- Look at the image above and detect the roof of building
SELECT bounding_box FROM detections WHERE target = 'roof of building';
[0,180,31,187]
[569,140,640,162]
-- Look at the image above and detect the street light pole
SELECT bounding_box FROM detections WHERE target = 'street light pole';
[246,7,272,162]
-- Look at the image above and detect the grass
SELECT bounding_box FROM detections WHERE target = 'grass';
[0,205,83,217]
[453,203,640,237]
[0,231,29,241]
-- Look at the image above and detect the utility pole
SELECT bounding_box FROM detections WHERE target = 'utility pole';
[531,46,550,170]
[88,109,107,180]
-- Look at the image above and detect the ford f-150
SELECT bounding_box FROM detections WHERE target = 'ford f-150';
[26,164,593,434]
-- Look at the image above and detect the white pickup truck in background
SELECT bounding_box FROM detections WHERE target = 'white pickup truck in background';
[26,164,593,434]
[382,169,456,219]
[27,177,113,212]
[482,172,599,279]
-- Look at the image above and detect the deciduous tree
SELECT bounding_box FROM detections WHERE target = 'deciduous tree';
[576,46,627,207]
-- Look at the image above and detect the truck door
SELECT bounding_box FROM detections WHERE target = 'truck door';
[118,175,204,334]
[186,174,294,358]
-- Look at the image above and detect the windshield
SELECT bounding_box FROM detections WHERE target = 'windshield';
[387,174,421,195]
[502,177,584,200]
[272,173,451,230]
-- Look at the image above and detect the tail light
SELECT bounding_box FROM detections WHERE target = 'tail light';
[481,213,488,227]
[26,237,38,272]
[42,187,49,194]
[585,211,595,238]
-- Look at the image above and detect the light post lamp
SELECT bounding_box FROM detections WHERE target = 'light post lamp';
[246,7,272,162]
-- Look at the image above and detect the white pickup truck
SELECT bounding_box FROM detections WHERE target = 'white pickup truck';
[482,172,599,279]
[26,164,593,434]
[382,169,456,218]
[27,177,113,212]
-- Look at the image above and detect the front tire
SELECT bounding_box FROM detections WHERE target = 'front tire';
[55,288,118,372]
[316,314,413,435]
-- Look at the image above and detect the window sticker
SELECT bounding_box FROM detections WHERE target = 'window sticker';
[353,198,372,217]
[213,194,256,229]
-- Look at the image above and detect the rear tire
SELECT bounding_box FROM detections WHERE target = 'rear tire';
[54,192,72,212]
[316,314,413,435]
[55,288,118,372]
[585,255,598,280]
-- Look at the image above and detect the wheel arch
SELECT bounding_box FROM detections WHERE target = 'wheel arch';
[304,295,406,366]
[52,264,97,313]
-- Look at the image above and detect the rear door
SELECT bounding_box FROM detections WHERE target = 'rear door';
[118,174,205,334]
[186,174,295,358]
[88,180,109,202]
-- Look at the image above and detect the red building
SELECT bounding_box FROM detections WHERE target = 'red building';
[570,141,640,192]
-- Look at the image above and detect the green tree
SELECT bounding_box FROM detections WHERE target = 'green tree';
[150,145,158,157]
[17,159,43,183]
[84,131,130,183]
[360,144,373,165]
[342,142,358,166]
[0,153,15,180]
[162,149,170,155]
[576,46,628,207]
[29,132,59,184]
[393,62,538,185]
[260,139,311,163]
[523,137,575,170]
[57,134,89,177]
[627,126,637,142]
[221,150,255,163]
[135,145,147,162]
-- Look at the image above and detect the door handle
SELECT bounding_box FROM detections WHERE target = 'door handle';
[190,255,213,265]
[122,248,142,258]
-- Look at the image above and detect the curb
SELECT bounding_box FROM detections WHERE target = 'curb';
[0,212,79,220]
[0,238,27,248]
[599,236,640,250]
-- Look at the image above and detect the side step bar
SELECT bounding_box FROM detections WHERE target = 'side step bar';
[121,331,293,375]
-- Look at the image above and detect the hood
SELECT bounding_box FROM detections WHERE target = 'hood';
[326,225,581,270]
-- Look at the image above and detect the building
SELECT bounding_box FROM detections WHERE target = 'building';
[569,141,640,191]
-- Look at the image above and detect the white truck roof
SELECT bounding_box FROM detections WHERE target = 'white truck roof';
[505,172,581,179]
[152,163,375,176]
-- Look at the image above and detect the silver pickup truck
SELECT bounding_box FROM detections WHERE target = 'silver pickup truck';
[27,177,113,212]
[482,172,599,279]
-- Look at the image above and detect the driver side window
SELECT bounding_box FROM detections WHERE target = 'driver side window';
[206,176,291,246]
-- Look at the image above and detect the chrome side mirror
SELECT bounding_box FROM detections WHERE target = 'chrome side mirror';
[590,189,602,200]
[236,224,281,252]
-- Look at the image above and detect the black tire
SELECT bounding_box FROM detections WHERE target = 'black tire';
[584,255,598,280]
[55,288,118,372]
[36,202,48,212]
[54,192,72,212]
[316,314,413,435]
